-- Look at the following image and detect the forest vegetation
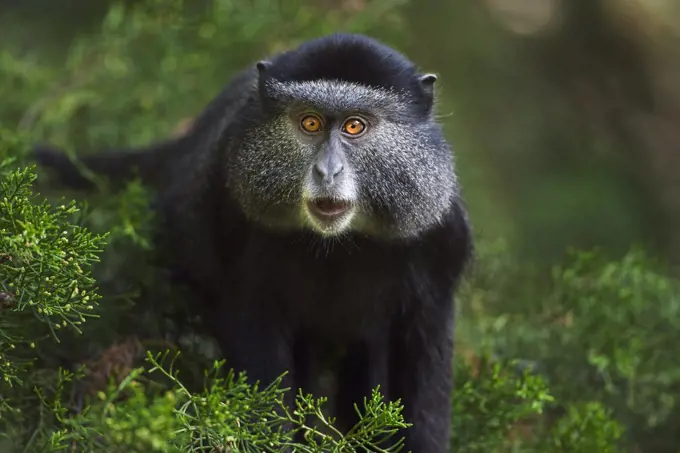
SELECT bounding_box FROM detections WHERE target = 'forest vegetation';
[2,0,680,451]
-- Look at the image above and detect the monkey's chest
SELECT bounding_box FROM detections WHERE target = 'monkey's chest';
[260,249,408,340]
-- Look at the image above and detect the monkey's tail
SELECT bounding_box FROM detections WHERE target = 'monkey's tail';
[31,139,185,192]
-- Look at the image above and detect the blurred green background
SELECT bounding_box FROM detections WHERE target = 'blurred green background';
[4,0,679,266]
[3,0,680,451]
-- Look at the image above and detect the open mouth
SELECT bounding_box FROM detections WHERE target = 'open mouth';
[306,198,352,220]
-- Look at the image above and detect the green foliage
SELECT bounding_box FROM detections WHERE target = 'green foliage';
[0,1,420,452]
[8,0,407,151]
[451,355,624,453]
[451,356,554,452]
[33,352,410,453]
[458,240,679,451]
[0,145,410,451]
[540,402,624,453]
[0,0,673,451]
[0,155,104,446]
[546,248,680,426]
[0,155,106,389]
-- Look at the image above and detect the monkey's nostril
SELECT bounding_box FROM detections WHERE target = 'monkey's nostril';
[331,164,344,177]
[314,162,327,178]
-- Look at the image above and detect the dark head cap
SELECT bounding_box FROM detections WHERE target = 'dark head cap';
[256,33,437,116]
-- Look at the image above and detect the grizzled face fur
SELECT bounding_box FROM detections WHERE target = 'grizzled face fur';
[226,34,459,240]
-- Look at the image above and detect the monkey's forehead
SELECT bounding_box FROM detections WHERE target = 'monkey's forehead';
[265,79,415,117]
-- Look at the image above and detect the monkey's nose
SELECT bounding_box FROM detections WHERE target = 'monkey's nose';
[313,160,344,185]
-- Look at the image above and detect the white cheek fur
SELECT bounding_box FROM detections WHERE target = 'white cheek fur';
[300,169,359,236]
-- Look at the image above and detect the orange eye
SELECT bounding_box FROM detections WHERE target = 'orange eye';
[300,114,323,133]
[342,117,367,136]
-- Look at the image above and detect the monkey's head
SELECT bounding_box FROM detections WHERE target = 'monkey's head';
[226,33,459,240]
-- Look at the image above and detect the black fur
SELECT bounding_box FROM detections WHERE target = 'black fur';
[262,33,434,116]
[32,33,473,453]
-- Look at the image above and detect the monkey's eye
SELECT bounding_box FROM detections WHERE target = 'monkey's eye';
[341,117,367,137]
[300,114,323,134]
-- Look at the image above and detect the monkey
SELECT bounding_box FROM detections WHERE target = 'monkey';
[32,33,473,453]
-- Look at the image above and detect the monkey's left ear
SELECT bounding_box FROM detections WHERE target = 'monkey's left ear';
[256,60,273,100]
[419,74,438,115]
[256,60,271,75]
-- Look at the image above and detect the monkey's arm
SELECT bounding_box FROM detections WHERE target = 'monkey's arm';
[390,287,455,453]
[205,297,297,408]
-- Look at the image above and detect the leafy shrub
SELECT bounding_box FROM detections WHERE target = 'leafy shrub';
[451,355,554,452]
[0,0,667,451]
[458,240,680,451]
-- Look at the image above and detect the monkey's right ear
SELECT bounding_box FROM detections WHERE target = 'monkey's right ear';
[418,74,437,115]
[419,74,437,96]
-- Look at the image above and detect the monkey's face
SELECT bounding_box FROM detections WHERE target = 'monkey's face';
[228,79,458,240]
